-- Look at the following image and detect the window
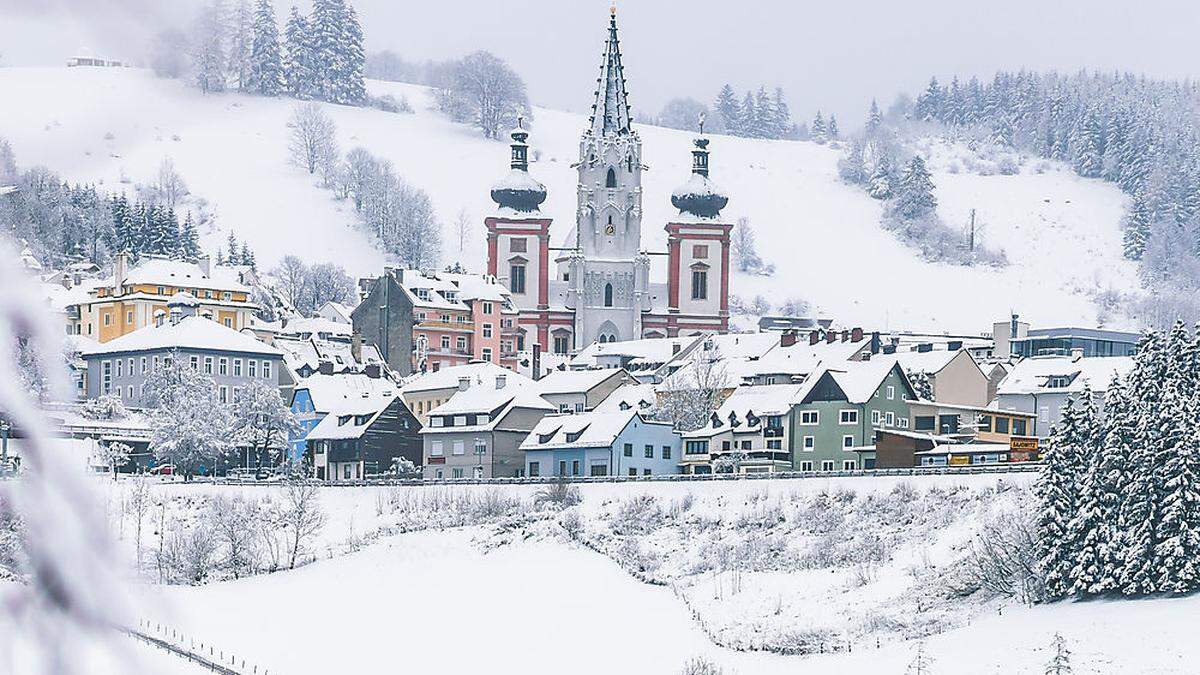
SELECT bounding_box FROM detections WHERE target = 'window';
[995,416,1011,434]
[574,403,584,413]
[644,444,654,458]
[263,361,271,379]
[482,301,494,314]
[559,403,571,413]
[156,286,164,295]
[452,441,465,455]
[800,461,814,471]
[247,359,257,378]
[103,313,111,326]
[843,460,857,471]
[740,440,751,450]
[126,310,133,324]
[232,387,241,403]
[452,468,464,479]
[606,167,617,188]
[508,237,528,254]
[871,410,881,425]
[218,357,228,376]
[482,348,492,362]
[722,440,731,451]
[885,411,895,426]
[821,460,835,472]
[839,410,858,425]
[224,318,232,328]
[128,358,134,375]
[528,461,540,477]
[233,359,242,377]
[553,334,570,354]
[140,357,147,374]
[900,418,909,429]
[1013,418,1028,436]
[623,443,633,457]
[803,436,815,451]
[691,269,708,300]
[604,283,613,307]
[843,435,855,448]
[914,415,936,431]
[559,460,567,476]
[223,291,232,302]
[662,445,671,459]
[886,385,895,400]
[692,244,709,259]
[116,359,123,378]
[800,411,819,425]
[430,441,444,457]
[510,264,526,294]
[766,439,782,450]
[474,439,487,457]
[643,469,652,476]
[101,361,112,393]
[219,386,228,403]
[204,357,214,375]
[977,415,993,432]
[591,464,608,477]
[571,460,580,476]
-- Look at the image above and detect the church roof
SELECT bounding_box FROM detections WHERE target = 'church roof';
[589,9,633,136]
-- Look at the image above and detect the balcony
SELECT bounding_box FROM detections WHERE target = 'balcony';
[416,320,474,333]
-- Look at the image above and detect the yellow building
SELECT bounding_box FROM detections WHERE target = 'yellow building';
[71,253,257,343]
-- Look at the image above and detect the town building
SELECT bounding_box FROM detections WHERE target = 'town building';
[1008,326,1140,358]
[306,395,421,481]
[484,10,731,356]
[352,269,414,376]
[71,253,257,342]
[680,384,798,474]
[288,369,403,465]
[570,334,706,382]
[420,374,554,479]
[892,347,990,407]
[788,360,917,471]
[995,354,1133,436]
[400,361,531,426]
[534,368,630,413]
[80,292,282,408]
[520,408,680,477]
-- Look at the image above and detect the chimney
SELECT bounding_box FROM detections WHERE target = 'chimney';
[870,331,881,354]
[882,344,897,355]
[809,330,821,346]
[365,363,381,378]
[319,361,334,375]
[826,331,837,344]
[113,251,129,294]
[947,340,963,351]
[851,327,864,343]
[780,330,797,348]
[351,332,363,364]
[840,329,850,343]
[917,343,933,353]
[197,254,211,277]
[495,374,507,390]
[458,376,471,392]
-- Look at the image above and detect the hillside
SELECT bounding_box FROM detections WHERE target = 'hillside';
[0,66,1139,331]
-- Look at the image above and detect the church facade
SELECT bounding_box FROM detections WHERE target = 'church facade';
[485,9,732,357]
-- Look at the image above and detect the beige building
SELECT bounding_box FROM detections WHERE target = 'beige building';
[72,253,257,343]
[894,348,990,407]
[400,361,530,425]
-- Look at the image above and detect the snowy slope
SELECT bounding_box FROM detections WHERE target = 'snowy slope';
[0,67,1138,331]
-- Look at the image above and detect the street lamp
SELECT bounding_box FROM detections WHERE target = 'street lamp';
[474,437,486,479]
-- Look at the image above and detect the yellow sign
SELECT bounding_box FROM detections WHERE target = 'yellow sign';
[1010,437,1039,451]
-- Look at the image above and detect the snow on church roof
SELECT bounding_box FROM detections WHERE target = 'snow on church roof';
[82,315,282,357]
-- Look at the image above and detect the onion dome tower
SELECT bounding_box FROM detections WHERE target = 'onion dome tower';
[490,118,547,213]
[671,123,728,219]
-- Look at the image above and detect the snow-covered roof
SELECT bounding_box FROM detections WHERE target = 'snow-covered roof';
[593,382,659,413]
[279,317,351,338]
[317,301,354,323]
[571,334,703,370]
[121,257,249,293]
[682,383,801,438]
[535,368,626,395]
[793,358,907,405]
[428,381,553,418]
[492,168,546,194]
[996,355,1133,396]
[82,315,281,357]
[296,372,399,415]
[400,361,527,396]
[306,398,398,441]
[892,348,976,376]
[519,409,655,451]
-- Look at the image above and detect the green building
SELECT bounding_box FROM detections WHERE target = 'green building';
[788,360,917,471]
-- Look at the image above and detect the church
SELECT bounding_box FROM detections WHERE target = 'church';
[485,8,732,357]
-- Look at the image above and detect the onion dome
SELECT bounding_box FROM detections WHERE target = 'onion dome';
[490,119,547,213]
[671,137,728,218]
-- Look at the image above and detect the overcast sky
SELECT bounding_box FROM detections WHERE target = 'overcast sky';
[4,0,1200,127]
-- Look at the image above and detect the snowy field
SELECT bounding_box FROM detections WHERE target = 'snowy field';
[0,67,1138,331]
[12,472,1181,674]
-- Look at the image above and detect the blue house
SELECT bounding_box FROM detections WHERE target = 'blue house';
[520,409,680,477]
[287,372,401,464]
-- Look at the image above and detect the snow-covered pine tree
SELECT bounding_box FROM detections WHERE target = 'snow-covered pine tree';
[338,4,367,106]
[827,114,839,141]
[1070,375,1133,596]
[162,208,181,258]
[309,0,346,102]
[1118,331,1167,595]
[226,231,240,264]
[248,0,284,96]
[1044,633,1073,675]
[867,154,896,200]
[1063,384,1105,596]
[180,212,200,259]
[772,87,791,139]
[191,0,229,94]
[1153,321,1200,593]
[837,139,868,184]
[1036,396,1087,601]
[1122,189,1152,260]
[753,87,776,140]
[111,195,135,254]
[740,91,757,138]
[914,77,942,122]
[811,110,827,144]
[990,113,1015,149]
[893,155,937,220]
[283,5,315,99]
[908,370,933,400]
[1072,110,1105,178]
[228,0,254,92]
[713,85,742,137]
[866,99,882,136]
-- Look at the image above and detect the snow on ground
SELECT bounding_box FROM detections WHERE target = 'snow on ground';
[0,67,1138,331]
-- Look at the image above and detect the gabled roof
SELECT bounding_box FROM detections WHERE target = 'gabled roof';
[793,358,913,405]
[120,257,249,293]
[593,382,658,413]
[306,396,400,441]
[535,368,627,396]
[82,315,281,357]
[681,384,801,439]
[400,361,527,396]
[996,355,1133,396]
[741,336,870,380]
[519,408,658,451]
[295,372,399,415]
[427,379,553,417]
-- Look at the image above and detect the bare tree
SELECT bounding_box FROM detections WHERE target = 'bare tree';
[210,495,260,579]
[153,158,189,210]
[94,441,132,480]
[455,208,472,254]
[287,102,338,175]
[283,481,325,569]
[438,51,531,139]
[655,343,729,432]
[270,254,308,313]
[128,479,152,566]
[343,147,380,211]
[306,262,355,312]
[731,217,763,273]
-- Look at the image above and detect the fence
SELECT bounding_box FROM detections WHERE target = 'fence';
[127,619,271,675]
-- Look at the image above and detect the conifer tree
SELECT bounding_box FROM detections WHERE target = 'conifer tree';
[772,87,791,139]
[227,231,240,264]
[180,212,201,259]
[310,0,345,102]
[753,87,776,140]
[229,0,254,92]
[914,77,942,122]
[1122,190,1152,260]
[1153,322,1200,593]
[1044,633,1073,675]
[811,110,827,144]
[714,84,741,136]
[1073,111,1105,178]
[248,0,284,96]
[740,91,756,138]
[1037,396,1086,601]
[1118,331,1167,595]
[339,5,367,105]
[868,154,896,200]
[1061,384,1104,596]
[866,99,882,136]
[827,114,839,141]
[837,139,868,185]
[192,0,229,94]
[283,5,315,99]
[894,155,937,219]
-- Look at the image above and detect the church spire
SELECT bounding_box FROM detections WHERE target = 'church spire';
[589,6,632,136]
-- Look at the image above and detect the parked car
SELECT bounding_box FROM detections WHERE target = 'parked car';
[148,464,175,476]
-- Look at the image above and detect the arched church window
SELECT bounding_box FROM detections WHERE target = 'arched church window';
[604,283,614,307]
[606,167,617,188]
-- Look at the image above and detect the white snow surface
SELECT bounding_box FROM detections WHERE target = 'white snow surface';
[0,67,1140,331]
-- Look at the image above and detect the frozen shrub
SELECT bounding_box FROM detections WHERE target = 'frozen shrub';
[891,481,918,503]
[997,155,1019,175]
[772,627,838,655]
[668,493,695,519]
[614,494,662,534]
[679,656,723,675]
[948,508,1044,604]
[559,508,584,540]
[159,522,217,585]
[850,561,879,586]
[534,478,582,509]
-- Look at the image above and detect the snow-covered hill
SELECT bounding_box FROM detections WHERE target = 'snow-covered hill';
[0,66,1139,331]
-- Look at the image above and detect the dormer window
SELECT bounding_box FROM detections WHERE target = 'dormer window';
[1046,375,1073,388]
[338,415,352,426]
